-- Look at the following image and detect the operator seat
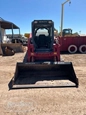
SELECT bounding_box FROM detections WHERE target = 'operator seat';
[38,34,46,48]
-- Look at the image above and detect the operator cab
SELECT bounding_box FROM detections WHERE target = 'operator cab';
[62,29,72,36]
[32,20,54,52]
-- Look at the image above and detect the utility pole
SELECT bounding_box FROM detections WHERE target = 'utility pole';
[60,0,71,37]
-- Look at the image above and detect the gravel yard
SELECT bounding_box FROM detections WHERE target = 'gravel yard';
[0,52,86,115]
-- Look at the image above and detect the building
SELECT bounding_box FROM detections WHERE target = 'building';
[0,17,20,43]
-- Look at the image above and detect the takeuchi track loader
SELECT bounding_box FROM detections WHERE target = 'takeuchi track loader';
[9,20,79,89]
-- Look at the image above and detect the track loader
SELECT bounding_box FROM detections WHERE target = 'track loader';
[9,20,79,89]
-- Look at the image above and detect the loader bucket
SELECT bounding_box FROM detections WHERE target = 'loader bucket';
[1,43,24,55]
[9,62,79,89]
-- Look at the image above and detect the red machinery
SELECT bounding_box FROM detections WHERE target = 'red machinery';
[27,37,60,62]
[59,29,86,54]
[26,20,60,62]
[9,20,79,89]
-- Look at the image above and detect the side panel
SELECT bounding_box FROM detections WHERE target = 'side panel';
[60,36,86,52]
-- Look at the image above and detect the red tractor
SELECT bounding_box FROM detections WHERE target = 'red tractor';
[9,20,79,89]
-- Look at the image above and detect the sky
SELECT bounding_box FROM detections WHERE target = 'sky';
[0,0,86,35]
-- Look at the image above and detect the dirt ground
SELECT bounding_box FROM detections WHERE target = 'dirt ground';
[0,52,86,115]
